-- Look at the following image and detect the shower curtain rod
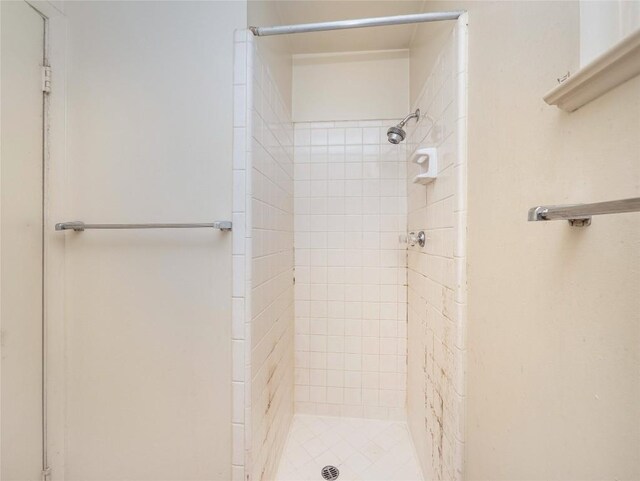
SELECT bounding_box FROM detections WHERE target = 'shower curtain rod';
[249,11,465,37]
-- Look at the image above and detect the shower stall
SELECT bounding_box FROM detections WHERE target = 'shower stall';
[232,11,468,481]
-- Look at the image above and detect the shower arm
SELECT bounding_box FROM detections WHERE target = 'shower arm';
[398,109,420,128]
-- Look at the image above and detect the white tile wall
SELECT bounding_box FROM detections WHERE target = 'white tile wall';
[232,29,251,481]
[405,18,468,481]
[250,34,296,481]
[233,29,295,481]
[293,120,408,421]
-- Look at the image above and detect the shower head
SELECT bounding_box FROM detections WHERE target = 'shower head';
[387,108,420,144]
[387,126,406,144]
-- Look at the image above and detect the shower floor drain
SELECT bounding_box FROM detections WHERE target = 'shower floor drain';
[321,465,339,480]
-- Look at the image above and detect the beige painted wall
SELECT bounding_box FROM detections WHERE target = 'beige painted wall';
[60,2,244,479]
[292,50,409,122]
[413,2,640,479]
[1,2,45,478]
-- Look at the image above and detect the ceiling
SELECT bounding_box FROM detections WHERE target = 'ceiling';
[269,0,428,54]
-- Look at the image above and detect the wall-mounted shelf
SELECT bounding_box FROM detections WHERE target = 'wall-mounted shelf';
[411,147,438,185]
[544,29,640,112]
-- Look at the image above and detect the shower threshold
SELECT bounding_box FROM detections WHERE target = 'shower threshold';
[276,414,423,481]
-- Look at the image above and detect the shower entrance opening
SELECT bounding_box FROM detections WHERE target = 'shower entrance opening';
[234,7,469,481]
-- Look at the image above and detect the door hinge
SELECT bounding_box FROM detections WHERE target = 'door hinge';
[42,467,51,481]
[42,66,52,93]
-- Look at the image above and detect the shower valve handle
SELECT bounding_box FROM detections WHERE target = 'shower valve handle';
[408,231,426,247]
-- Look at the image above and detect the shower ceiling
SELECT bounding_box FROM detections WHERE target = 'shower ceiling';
[273,0,426,53]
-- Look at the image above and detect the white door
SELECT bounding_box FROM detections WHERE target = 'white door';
[1,1,46,479]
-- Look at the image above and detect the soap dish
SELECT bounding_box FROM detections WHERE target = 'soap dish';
[411,147,437,185]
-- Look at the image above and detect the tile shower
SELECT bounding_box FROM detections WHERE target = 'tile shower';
[233,15,468,481]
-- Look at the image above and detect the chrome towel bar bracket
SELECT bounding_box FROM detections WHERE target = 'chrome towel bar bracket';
[55,221,232,232]
[528,197,640,226]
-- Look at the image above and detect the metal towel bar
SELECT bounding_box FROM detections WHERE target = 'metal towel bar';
[528,197,640,226]
[55,221,232,232]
